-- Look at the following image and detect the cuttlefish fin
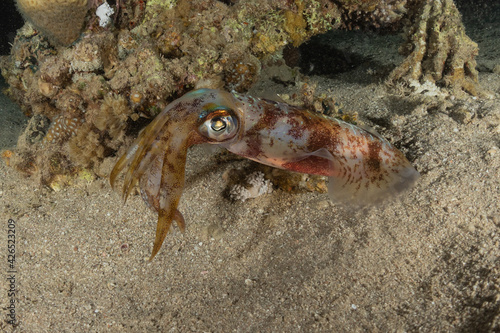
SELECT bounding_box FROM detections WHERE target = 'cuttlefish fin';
[326,163,419,206]
[308,147,419,206]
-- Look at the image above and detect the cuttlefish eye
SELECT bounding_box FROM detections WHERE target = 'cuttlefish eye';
[198,109,238,142]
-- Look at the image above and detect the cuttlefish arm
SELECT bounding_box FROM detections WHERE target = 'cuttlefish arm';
[111,89,419,260]
[110,89,241,260]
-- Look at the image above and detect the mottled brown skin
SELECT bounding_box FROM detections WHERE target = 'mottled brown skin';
[110,102,204,260]
[111,89,419,259]
[110,90,240,260]
[223,95,418,204]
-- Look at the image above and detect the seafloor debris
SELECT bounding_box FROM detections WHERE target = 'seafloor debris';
[229,171,273,202]
[0,0,480,187]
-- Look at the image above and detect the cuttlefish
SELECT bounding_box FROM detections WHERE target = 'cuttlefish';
[110,89,419,260]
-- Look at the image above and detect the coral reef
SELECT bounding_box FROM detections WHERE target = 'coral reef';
[43,115,83,144]
[387,0,481,97]
[15,0,89,46]
[335,0,408,31]
[1,0,481,187]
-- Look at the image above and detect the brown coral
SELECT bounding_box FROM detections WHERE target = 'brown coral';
[337,0,408,31]
[224,55,261,92]
[15,0,89,46]
[92,93,132,140]
[283,1,308,47]
[387,0,480,96]
[43,115,84,144]
[67,122,105,167]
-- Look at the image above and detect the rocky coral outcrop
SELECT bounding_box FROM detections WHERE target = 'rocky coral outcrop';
[1,0,482,186]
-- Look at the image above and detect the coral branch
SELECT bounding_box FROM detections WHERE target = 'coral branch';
[387,0,480,96]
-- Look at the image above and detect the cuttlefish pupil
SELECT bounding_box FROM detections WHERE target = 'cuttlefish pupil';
[211,118,226,131]
[110,88,419,260]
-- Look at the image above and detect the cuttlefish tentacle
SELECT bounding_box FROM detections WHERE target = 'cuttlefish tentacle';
[111,89,240,260]
[136,140,188,259]
[111,109,196,260]
[111,89,419,260]
[110,109,175,202]
[153,138,188,260]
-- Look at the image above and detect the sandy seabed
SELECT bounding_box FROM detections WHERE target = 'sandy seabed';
[1,15,499,333]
